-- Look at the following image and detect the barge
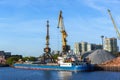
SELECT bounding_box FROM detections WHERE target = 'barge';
[14,55,94,71]
[14,63,93,71]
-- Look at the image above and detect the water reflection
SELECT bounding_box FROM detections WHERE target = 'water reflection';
[58,71,72,80]
[1,68,120,80]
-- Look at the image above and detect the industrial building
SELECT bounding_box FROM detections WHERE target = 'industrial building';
[87,44,102,51]
[74,42,81,55]
[0,51,11,64]
[81,42,88,53]
[104,37,118,55]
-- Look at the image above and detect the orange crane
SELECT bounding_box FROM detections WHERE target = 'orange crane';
[57,11,70,53]
[107,9,120,40]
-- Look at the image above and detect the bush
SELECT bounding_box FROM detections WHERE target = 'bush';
[22,56,37,61]
[6,57,20,65]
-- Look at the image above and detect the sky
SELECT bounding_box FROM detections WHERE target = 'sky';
[0,0,120,57]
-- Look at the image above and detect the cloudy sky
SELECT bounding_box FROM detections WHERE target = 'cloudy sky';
[0,0,120,56]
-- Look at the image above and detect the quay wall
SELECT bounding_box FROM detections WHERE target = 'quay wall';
[94,65,120,71]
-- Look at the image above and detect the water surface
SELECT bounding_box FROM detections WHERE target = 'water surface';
[0,67,120,80]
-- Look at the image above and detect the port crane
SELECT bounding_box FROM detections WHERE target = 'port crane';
[44,20,51,53]
[107,9,120,40]
[43,20,55,63]
[57,11,70,53]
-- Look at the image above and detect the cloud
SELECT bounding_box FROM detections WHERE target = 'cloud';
[0,0,119,55]
[63,15,118,46]
[83,0,106,12]
[82,0,120,13]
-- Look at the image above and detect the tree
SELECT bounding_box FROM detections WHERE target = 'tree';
[6,57,20,65]
[22,56,37,61]
[29,56,37,61]
[52,53,59,60]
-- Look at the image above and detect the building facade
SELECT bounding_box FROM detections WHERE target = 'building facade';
[87,44,101,51]
[80,42,88,53]
[104,37,118,55]
[74,42,102,55]
[0,51,6,64]
[74,42,80,55]
[0,51,11,64]
[74,42,88,55]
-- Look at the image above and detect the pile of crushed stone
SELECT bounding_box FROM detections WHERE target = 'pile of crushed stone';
[82,49,115,64]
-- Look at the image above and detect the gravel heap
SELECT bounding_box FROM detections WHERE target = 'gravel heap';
[83,49,115,64]
[82,50,94,58]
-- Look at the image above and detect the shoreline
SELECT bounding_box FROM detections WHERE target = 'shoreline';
[0,64,9,67]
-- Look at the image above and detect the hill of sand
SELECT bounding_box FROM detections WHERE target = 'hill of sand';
[101,57,120,66]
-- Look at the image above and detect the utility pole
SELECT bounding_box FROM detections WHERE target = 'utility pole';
[101,35,104,49]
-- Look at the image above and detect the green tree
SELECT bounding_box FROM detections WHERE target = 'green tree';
[22,57,29,61]
[6,57,20,65]
[29,56,36,61]
[52,54,59,60]
[22,56,37,61]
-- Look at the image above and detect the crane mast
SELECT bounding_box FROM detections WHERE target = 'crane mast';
[43,20,55,63]
[57,11,70,53]
[107,9,120,39]
[44,20,51,53]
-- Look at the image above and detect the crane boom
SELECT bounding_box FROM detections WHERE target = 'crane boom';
[57,10,69,53]
[107,9,120,39]
[58,11,65,31]
[58,11,67,36]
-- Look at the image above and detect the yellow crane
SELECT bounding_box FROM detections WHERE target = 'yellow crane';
[57,11,70,53]
[107,9,120,39]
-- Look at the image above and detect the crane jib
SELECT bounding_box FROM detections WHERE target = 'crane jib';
[107,9,120,40]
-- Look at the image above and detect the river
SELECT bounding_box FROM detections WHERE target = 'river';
[0,67,120,80]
